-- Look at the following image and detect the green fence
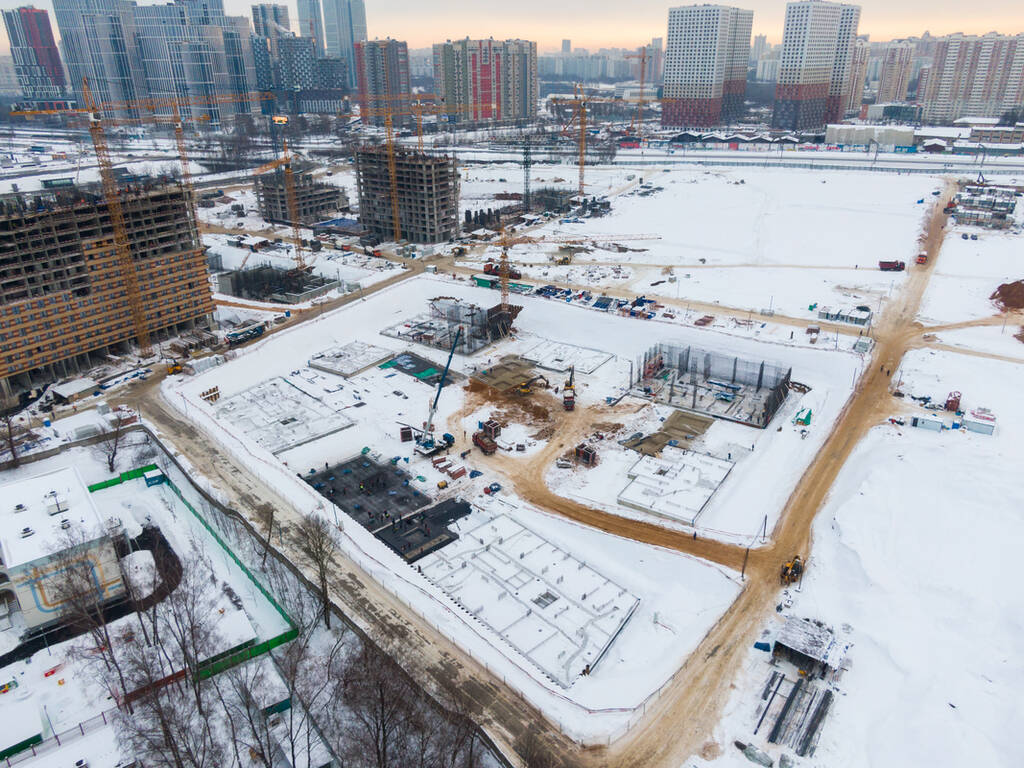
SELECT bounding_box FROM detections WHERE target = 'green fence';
[87,464,159,492]
[88,467,298,680]
[0,734,43,761]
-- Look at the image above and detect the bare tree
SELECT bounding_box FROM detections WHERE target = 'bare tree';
[95,411,131,473]
[49,526,131,703]
[2,408,19,467]
[295,515,338,629]
[253,502,275,567]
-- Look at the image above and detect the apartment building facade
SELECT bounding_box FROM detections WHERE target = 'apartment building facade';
[0,182,213,404]
[354,39,411,127]
[2,7,68,108]
[432,38,539,124]
[772,0,861,130]
[662,4,754,128]
[918,34,1024,123]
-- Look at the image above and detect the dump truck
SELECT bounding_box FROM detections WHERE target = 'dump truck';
[472,431,497,455]
[878,260,906,272]
[562,366,576,411]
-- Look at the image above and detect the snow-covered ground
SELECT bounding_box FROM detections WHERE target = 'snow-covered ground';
[698,346,1024,768]
[918,211,1024,326]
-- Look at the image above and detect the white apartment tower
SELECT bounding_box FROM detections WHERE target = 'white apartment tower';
[772,0,861,130]
[877,41,914,103]
[662,4,754,128]
[919,33,1024,123]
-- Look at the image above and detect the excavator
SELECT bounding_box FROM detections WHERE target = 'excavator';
[515,374,549,395]
[780,556,804,586]
[562,366,576,411]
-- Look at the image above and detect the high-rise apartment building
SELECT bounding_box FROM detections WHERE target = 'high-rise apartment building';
[277,36,317,90]
[432,39,539,124]
[845,39,869,112]
[918,34,1024,123]
[562,39,572,54]
[323,0,367,88]
[2,7,67,107]
[662,5,753,128]
[354,39,410,127]
[251,4,289,38]
[0,181,213,404]
[876,42,914,103]
[751,33,769,63]
[54,0,256,125]
[772,0,861,130]
[297,0,325,55]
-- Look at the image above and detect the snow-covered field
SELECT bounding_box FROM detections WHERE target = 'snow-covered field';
[917,199,1023,326]
[698,346,1024,768]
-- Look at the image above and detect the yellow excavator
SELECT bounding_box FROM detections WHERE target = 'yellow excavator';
[780,556,804,585]
[515,374,550,395]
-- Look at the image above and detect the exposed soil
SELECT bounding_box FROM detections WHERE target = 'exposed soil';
[991,279,1024,310]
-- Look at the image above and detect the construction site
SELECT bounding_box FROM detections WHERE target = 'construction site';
[0,179,212,406]
[631,342,793,429]
[355,146,459,243]
[381,297,518,354]
[215,263,340,304]
[254,163,349,225]
[2,75,1022,768]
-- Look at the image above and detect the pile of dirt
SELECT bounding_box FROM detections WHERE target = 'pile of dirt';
[990,280,1024,310]
[1014,327,1024,345]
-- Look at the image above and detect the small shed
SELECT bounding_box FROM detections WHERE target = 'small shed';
[962,408,996,435]
[575,443,598,467]
[773,616,846,678]
[51,378,98,404]
[143,469,166,487]
[922,138,947,153]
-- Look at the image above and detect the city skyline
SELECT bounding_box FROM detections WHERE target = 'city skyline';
[0,0,1021,55]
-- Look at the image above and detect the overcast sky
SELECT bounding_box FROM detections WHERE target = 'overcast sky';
[0,0,1020,53]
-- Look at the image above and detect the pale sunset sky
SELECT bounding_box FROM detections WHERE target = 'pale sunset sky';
[0,0,1021,52]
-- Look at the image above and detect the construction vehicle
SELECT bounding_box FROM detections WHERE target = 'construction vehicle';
[878,260,906,272]
[167,361,184,375]
[515,375,549,395]
[916,253,928,265]
[780,556,804,586]
[414,327,461,456]
[484,261,521,280]
[562,367,577,410]
[472,431,497,455]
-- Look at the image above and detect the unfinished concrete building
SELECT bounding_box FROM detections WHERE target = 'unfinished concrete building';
[0,180,213,405]
[355,147,458,244]
[254,166,349,225]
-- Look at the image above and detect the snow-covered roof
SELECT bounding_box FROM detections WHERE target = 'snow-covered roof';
[0,466,105,569]
[953,116,1001,126]
[776,616,846,669]
[51,377,97,400]
[923,138,947,147]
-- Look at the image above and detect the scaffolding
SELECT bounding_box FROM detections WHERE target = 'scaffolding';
[632,342,792,428]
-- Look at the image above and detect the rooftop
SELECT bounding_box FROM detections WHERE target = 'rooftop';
[775,616,847,670]
[0,466,106,570]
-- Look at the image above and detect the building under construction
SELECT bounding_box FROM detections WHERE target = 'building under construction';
[216,264,339,304]
[632,342,792,429]
[381,297,515,355]
[0,179,213,406]
[255,165,349,226]
[355,147,458,244]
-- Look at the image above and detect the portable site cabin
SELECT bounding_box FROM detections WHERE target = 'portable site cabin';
[773,616,846,679]
[911,415,944,432]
